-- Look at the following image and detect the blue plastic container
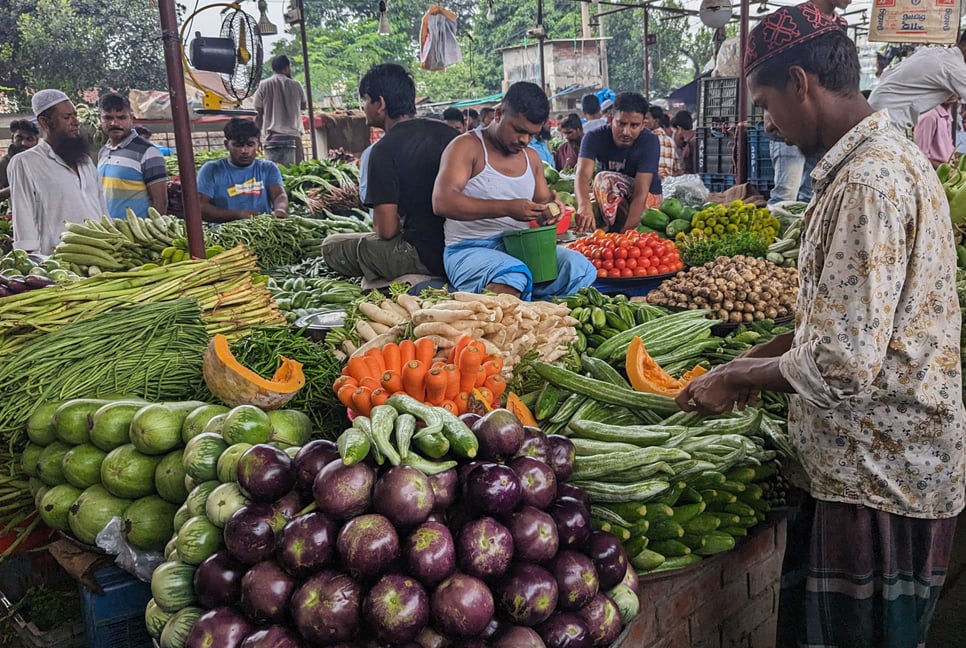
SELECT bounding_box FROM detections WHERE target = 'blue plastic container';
[80,566,152,648]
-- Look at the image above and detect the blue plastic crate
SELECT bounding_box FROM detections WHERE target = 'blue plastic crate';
[696,128,736,175]
[80,566,152,648]
[747,128,774,186]
[699,173,736,193]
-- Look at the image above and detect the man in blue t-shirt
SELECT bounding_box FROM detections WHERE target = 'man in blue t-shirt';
[196,118,289,222]
[574,92,661,233]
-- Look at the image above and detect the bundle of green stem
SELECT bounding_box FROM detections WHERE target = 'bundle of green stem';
[0,442,40,561]
[0,245,284,357]
[0,298,210,441]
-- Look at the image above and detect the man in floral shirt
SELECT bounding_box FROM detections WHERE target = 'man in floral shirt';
[677,5,965,647]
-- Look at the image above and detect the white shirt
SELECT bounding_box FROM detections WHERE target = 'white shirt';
[8,139,106,254]
[869,47,966,129]
[582,118,607,133]
[253,73,307,137]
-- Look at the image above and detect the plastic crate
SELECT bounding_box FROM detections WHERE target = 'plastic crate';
[696,128,736,175]
[699,173,736,193]
[747,127,774,185]
[0,553,86,648]
[80,565,153,648]
[697,77,764,128]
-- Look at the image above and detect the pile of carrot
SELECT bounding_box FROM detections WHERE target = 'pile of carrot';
[333,335,507,417]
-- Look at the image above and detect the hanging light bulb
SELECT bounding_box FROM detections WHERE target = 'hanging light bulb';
[378,0,391,35]
[486,0,495,21]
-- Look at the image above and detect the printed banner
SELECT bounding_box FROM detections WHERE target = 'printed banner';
[869,0,962,43]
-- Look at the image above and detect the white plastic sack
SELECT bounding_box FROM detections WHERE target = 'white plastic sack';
[420,6,462,71]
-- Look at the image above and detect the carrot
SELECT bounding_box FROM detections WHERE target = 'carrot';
[332,374,357,394]
[430,360,446,372]
[477,387,494,407]
[456,392,470,414]
[365,348,387,375]
[382,343,402,375]
[402,360,428,402]
[337,384,357,409]
[443,364,460,401]
[474,365,487,388]
[359,376,382,392]
[447,335,474,364]
[482,358,503,377]
[345,356,374,382]
[414,337,435,368]
[440,400,459,415]
[362,354,383,380]
[425,368,448,406]
[399,339,416,366]
[370,388,390,407]
[350,387,373,417]
[381,370,404,394]
[458,345,484,393]
[484,373,507,400]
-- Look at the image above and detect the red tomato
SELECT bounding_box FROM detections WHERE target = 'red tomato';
[598,268,608,278]
[621,268,633,277]
[657,264,670,274]
[628,247,641,259]
[615,248,628,260]
[602,248,614,260]
[626,257,638,270]
[639,257,651,269]
[603,260,614,271]
[634,266,648,276]
[615,258,626,270]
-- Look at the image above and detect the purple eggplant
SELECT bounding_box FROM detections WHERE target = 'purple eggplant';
[5,278,27,294]
[239,560,296,623]
[428,468,458,512]
[457,460,487,485]
[472,409,525,461]
[293,440,340,492]
[555,484,591,513]
[549,550,599,611]
[240,625,305,648]
[506,506,558,563]
[313,460,375,520]
[492,626,548,648]
[575,593,622,647]
[457,516,514,580]
[23,275,55,289]
[237,445,295,503]
[404,521,456,587]
[414,625,449,648]
[516,426,551,463]
[509,456,558,510]
[459,412,482,428]
[291,570,363,645]
[185,606,254,648]
[585,531,628,591]
[336,513,400,580]
[363,573,430,643]
[373,465,435,528]
[273,490,302,521]
[193,550,245,609]
[537,611,592,648]
[545,436,576,482]
[495,562,558,627]
[224,503,280,565]
[549,497,591,550]
[464,463,522,517]
[431,572,495,637]
[276,511,339,577]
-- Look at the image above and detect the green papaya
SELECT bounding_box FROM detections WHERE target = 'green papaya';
[640,208,670,230]
[659,198,684,219]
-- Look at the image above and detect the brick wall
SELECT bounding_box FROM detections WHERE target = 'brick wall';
[615,519,788,648]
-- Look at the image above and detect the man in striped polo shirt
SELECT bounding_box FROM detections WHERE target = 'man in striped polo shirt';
[97,93,168,219]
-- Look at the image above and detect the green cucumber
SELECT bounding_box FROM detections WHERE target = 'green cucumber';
[649,539,691,557]
[694,531,737,555]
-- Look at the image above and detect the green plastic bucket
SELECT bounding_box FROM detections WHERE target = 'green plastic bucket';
[502,225,559,283]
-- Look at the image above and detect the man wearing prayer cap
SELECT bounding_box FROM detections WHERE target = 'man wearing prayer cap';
[677,5,964,646]
[7,89,106,255]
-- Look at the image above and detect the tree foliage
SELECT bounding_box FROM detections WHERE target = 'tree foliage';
[0,0,166,110]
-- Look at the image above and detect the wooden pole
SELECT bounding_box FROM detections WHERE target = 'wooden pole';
[296,0,319,160]
[736,0,749,184]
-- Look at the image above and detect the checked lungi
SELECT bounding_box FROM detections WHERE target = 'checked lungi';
[800,500,957,648]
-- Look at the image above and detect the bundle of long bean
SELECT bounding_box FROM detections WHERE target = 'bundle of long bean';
[0,246,284,357]
[0,298,209,440]
[0,445,40,561]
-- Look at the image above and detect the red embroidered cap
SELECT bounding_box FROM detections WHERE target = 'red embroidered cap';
[745,3,844,75]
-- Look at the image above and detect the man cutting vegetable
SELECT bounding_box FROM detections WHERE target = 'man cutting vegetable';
[677,6,964,646]
[432,82,596,300]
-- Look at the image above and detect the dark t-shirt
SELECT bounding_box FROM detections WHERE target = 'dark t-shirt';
[578,126,662,195]
[364,119,457,276]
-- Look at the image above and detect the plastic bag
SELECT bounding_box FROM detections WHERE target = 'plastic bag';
[96,516,164,583]
[713,37,740,77]
[420,6,462,71]
[660,174,710,207]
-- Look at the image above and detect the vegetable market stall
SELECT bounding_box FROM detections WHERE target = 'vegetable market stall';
[0,162,815,647]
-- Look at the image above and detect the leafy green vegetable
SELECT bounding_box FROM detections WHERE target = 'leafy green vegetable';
[677,231,769,267]
[8,585,81,632]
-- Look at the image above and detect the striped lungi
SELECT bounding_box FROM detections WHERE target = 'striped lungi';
[801,500,957,648]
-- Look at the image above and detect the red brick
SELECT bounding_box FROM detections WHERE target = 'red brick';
[723,523,778,585]
[639,575,678,611]
[652,621,691,648]
[692,632,723,648]
[721,584,778,646]
[748,546,785,597]
[621,606,659,646]
[655,561,726,633]
[687,576,748,642]
[749,612,781,648]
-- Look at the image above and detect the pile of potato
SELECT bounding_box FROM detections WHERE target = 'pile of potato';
[647,255,798,324]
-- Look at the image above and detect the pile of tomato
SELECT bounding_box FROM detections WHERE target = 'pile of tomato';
[568,229,686,279]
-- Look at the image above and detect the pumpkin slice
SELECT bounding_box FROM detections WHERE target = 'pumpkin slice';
[505,392,538,427]
[626,336,683,397]
[203,334,305,410]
